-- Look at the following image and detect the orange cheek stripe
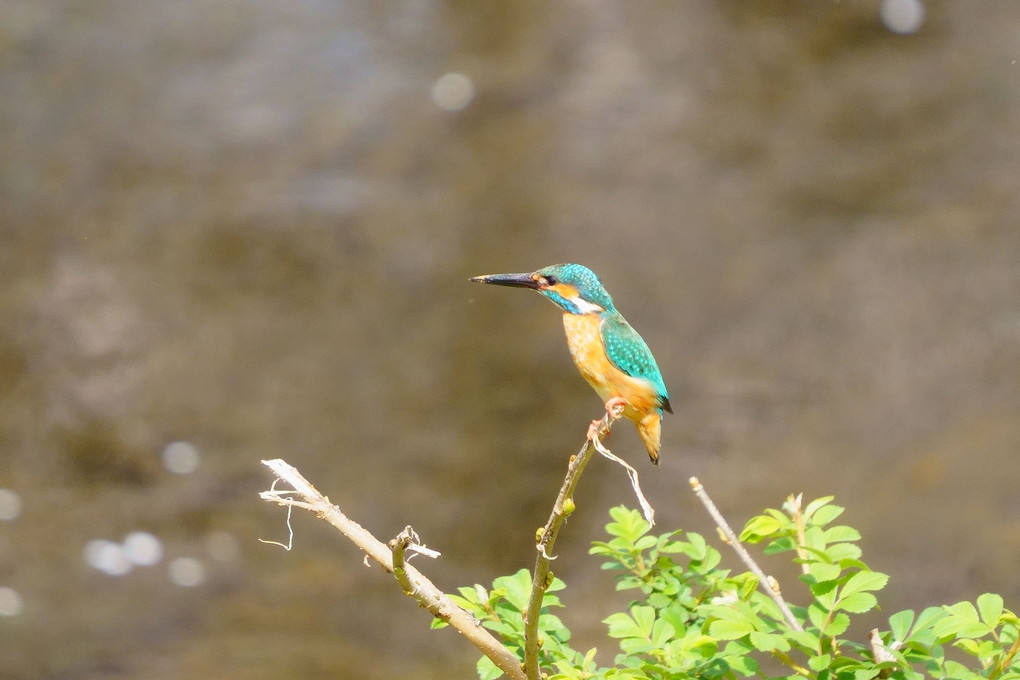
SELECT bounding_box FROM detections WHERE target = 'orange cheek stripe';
[549,283,579,299]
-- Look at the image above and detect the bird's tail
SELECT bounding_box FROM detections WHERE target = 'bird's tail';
[636,411,663,465]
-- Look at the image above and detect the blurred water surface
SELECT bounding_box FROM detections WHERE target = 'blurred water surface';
[2,2,1020,678]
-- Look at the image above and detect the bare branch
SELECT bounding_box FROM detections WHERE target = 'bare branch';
[523,406,625,680]
[689,476,803,632]
[260,459,526,680]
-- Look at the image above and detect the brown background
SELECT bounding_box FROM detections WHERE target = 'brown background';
[1,2,1019,678]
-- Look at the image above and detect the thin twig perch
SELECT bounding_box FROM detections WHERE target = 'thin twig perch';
[524,402,655,680]
[522,418,602,680]
[260,459,527,680]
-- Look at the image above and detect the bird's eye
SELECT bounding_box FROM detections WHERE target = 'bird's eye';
[543,275,558,286]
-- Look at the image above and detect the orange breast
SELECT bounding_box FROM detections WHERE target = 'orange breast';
[561,313,661,422]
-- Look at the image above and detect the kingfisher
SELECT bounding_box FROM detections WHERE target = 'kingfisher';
[470,263,671,464]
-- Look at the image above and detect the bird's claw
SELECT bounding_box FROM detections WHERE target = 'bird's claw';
[589,398,628,443]
[605,396,628,419]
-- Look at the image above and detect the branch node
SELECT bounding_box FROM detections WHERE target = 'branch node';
[537,543,558,561]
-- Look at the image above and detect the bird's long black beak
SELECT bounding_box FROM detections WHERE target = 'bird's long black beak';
[469,272,541,289]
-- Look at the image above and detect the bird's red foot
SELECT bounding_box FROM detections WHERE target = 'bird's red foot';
[604,397,628,419]
[587,419,602,441]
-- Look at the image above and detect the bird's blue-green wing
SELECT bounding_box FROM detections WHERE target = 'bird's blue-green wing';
[600,314,672,412]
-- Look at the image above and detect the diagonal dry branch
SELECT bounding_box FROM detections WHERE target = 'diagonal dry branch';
[260,458,527,680]
[689,476,803,632]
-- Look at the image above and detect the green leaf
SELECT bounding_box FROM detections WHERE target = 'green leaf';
[827,542,863,562]
[476,655,502,680]
[703,603,751,622]
[764,536,797,554]
[837,592,878,614]
[809,579,839,608]
[448,593,482,615]
[840,570,890,597]
[805,499,843,526]
[803,525,826,550]
[650,618,676,647]
[726,652,760,677]
[606,506,651,541]
[788,629,822,650]
[604,612,646,640]
[709,618,755,640]
[823,612,851,637]
[485,619,519,638]
[853,668,881,680]
[539,613,568,635]
[740,515,783,542]
[977,593,1004,626]
[634,535,658,551]
[543,595,564,609]
[931,602,995,640]
[802,496,837,519]
[658,605,690,637]
[808,602,829,631]
[912,605,948,634]
[823,525,862,543]
[807,561,842,583]
[681,532,709,561]
[617,635,653,656]
[955,638,982,656]
[455,585,484,605]
[945,600,980,621]
[749,631,790,652]
[736,574,760,601]
[934,616,994,640]
[681,634,718,657]
[492,569,532,611]
[943,659,982,679]
[809,653,832,672]
[631,605,655,635]
[889,609,915,641]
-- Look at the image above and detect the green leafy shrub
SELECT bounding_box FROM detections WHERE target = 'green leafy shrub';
[444,496,1020,679]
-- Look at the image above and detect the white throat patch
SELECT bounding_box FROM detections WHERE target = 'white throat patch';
[569,296,604,314]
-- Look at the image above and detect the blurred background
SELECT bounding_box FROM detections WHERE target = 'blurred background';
[1,0,1019,677]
